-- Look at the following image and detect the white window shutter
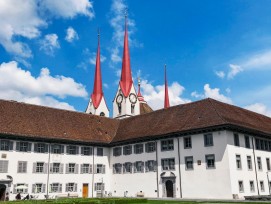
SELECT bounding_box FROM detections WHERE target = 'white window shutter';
[66,164,69,174]
[60,163,64,174]
[75,164,79,174]
[102,165,105,174]
[113,164,116,174]
[141,161,144,173]
[102,183,105,191]
[80,164,83,174]
[33,162,36,173]
[134,162,137,173]
[94,165,97,174]
[59,184,62,193]
[74,183,77,192]
[13,184,17,194]
[65,183,68,192]
[145,161,149,172]
[154,161,157,172]
[42,184,46,193]
[24,184,28,193]
[94,183,97,191]
[89,164,93,174]
[44,163,48,174]
[32,184,35,193]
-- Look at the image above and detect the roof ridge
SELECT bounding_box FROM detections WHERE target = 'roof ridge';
[207,98,228,124]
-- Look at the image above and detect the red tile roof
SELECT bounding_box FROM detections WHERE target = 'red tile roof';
[1,98,271,145]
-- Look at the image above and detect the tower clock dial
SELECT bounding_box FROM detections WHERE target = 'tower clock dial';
[116,94,123,104]
[129,93,137,104]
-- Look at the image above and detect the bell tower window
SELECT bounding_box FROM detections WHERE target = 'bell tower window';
[131,104,135,114]
[118,104,122,114]
[100,112,105,117]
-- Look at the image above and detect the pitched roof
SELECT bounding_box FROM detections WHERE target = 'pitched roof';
[1,98,271,145]
[0,100,119,144]
[140,103,153,115]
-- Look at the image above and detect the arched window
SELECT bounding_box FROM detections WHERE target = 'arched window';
[131,104,135,114]
[89,112,92,114]
[100,112,105,117]
[118,104,121,114]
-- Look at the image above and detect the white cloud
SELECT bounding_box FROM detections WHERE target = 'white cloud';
[40,34,60,55]
[243,51,271,69]
[39,0,94,19]
[227,64,243,79]
[140,79,191,110]
[244,103,271,117]
[191,84,232,104]
[89,53,106,65]
[109,0,141,64]
[215,71,225,79]
[65,27,79,42]
[0,61,87,110]
[0,0,94,59]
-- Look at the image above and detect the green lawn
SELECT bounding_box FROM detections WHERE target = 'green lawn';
[4,198,269,204]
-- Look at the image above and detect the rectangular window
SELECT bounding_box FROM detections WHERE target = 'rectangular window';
[15,183,28,194]
[65,183,77,192]
[123,145,132,155]
[50,183,62,193]
[95,164,105,174]
[255,139,260,150]
[145,142,156,153]
[35,162,44,173]
[204,133,213,147]
[250,181,255,192]
[16,141,31,152]
[257,157,262,170]
[134,161,144,173]
[97,148,103,156]
[161,158,175,171]
[247,156,252,170]
[81,164,91,174]
[113,147,122,156]
[267,158,271,171]
[238,181,244,193]
[145,160,157,172]
[67,163,76,173]
[66,145,78,155]
[245,136,250,148]
[51,144,64,154]
[234,133,240,146]
[161,140,174,151]
[205,154,215,169]
[0,160,8,173]
[134,144,144,154]
[50,163,62,173]
[32,183,45,193]
[18,161,27,173]
[0,140,13,151]
[260,181,265,192]
[81,146,92,156]
[185,156,193,170]
[184,137,192,149]
[34,143,48,153]
[113,163,122,174]
[123,162,132,173]
[94,183,104,191]
[236,155,242,170]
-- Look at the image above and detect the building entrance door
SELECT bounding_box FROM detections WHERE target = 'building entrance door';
[82,184,88,198]
[165,180,173,197]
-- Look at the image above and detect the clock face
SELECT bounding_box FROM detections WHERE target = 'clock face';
[116,94,123,104]
[129,93,137,104]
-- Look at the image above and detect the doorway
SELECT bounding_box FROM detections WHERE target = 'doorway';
[82,184,88,198]
[165,180,173,197]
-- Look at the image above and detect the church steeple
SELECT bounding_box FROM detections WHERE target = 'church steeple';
[91,30,103,109]
[137,77,145,103]
[113,11,140,119]
[119,12,133,98]
[86,30,109,117]
[164,64,170,109]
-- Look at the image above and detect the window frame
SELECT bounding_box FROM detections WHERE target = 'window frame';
[161,139,174,151]
[204,133,213,147]
[185,156,194,170]
[184,137,192,149]
[205,154,215,169]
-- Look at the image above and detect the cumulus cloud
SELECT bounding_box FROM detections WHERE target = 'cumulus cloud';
[243,50,271,69]
[244,103,271,117]
[140,79,191,110]
[109,0,142,64]
[0,61,87,110]
[215,71,225,79]
[65,27,79,42]
[0,0,94,59]
[89,53,106,65]
[40,34,60,55]
[191,84,232,104]
[227,64,243,79]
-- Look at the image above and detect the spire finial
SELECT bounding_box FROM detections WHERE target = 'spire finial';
[97,28,100,38]
[138,76,141,86]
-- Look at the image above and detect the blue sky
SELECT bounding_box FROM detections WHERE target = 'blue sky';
[1,0,271,116]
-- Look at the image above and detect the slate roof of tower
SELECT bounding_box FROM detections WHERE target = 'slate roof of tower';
[1,98,271,145]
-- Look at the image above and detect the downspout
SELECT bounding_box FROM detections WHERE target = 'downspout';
[155,141,159,198]
[177,137,182,198]
[92,146,95,198]
[252,136,259,195]
[46,144,51,199]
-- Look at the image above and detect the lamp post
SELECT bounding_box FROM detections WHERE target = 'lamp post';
[267,172,271,195]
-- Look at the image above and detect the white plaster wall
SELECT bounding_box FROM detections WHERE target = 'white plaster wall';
[180,131,232,199]
[86,97,109,117]
[112,84,140,119]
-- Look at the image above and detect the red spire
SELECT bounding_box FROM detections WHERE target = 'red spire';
[119,14,133,97]
[91,31,103,109]
[137,77,145,102]
[164,64,170,109]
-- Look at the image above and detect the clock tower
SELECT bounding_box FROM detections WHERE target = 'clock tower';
[86,31,109,117]
[113,14,139,119]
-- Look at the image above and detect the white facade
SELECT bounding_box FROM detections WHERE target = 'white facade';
[1,130,271,200]
[112,84,140,119]
[86,97,109,117]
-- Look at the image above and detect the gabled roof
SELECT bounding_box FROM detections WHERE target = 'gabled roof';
[1,98,271,145]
